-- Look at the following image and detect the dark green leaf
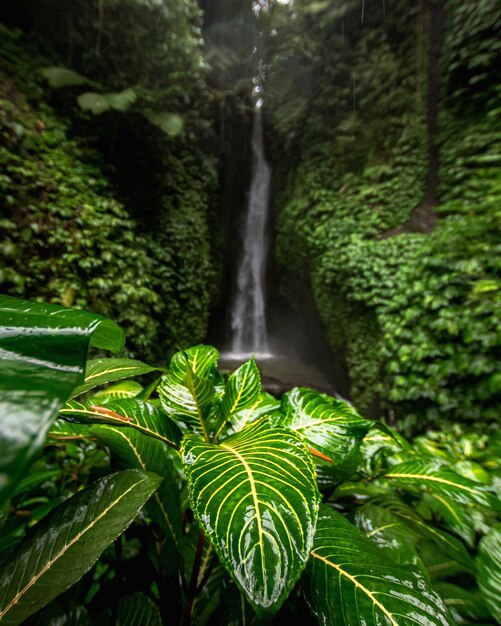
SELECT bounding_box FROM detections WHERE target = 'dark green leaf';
[434,583,492,624]
[90,424,182,548]
[71,359,159,398]
[183,418,319,615]
[60,399,181,448]
[0,296,123,504]
[374,496,475,569]
[304,505,454,626]
[354,504,422,566]
[477,524,501,623]
[117,592,162,626]
[0,470,161,625]
[385,460,501,511]
[168,345,220,384]
[221,357,261,418]
[278,388,373,464]
[93,380,143,401]
[159,370,214,439]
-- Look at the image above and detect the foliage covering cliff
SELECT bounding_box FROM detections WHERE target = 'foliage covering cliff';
[0,1,220,362]
[271,0,500,428]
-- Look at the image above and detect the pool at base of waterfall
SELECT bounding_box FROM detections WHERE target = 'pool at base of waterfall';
[219,351,336,397]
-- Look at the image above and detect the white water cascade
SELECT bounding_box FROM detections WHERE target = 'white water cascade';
[229,100,272,357]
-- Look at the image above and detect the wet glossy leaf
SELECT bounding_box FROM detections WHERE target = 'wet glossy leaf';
[71,358,159,398]
[168,345,220,384]
[90,424,182,548]
[226,392,281,436]
[221,357,261,418]
[358,425,411,474]
[117,592,162,626]
[373,496,475,569]
[433,583,492,624]
[159,369,214,438]
[93,380,143,401]
[354,504,422,566]
[277,388,373,464]
[477,524,501,623]
[0,296,123,504]
[182,418,319,615]
[385,460,501,511]
[304,505,454,626]
[60,398,181,448]
[0,470,161,625]
[422,492,477,547]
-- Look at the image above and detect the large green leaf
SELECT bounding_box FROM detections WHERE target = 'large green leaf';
[354,504,422,566]
[71,358,159,398]
[304,505,454,626]
[220,357,261,418]
[60,398,181,448]
[386,460,501,511]
[93,380,144,401]
[90,423,182,548]
[144,110,184,137]
[117,592,162,626]
[168,345,220,384]
[422,492,477,547]
[0,469,161,625]
[182,418,319,615]
[433,583,493,624]
[0,296,123,504]
[159,369,214,439]
[226,392,281,436]
[373,495,475,569]
[277,388,373,464]
[477,524,501,623]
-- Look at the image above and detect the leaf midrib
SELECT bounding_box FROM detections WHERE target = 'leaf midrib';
[85,365,141,382]
[100,427,178,547]
[220,443,266,595]
[310,550,399,626]
[386,472,480,496]
[0,477,148,620]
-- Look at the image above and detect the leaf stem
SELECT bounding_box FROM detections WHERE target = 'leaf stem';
[181,530,205,626]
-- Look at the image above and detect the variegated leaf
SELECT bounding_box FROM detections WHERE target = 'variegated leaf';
[168,345,220,384]
[182,418,319,615]
[277,388,373,465]
[89,424,182,548]
[0,470,161,625]
[422,492,477,547]
[303,505,454,626]
[354,504,422,567]
[225,392,281,437]
[374,495,475,569]
[159,369,214,438]
[477,524,501,623]
[93,380,143,401]
[71,358,159,398]
[385,460,501,511]
[220,357,261,418]
[60,398,181,448]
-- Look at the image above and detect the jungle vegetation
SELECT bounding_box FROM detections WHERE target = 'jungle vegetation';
[0,1,499,625]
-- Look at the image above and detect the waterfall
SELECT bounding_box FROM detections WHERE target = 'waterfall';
[229,101,272,357]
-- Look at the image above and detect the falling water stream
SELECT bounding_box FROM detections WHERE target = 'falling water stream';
[229,101,271,358]
[220,71,334,394]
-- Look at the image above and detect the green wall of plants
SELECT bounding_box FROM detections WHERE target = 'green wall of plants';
[0,1,220,363]
[272,0,500,428]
